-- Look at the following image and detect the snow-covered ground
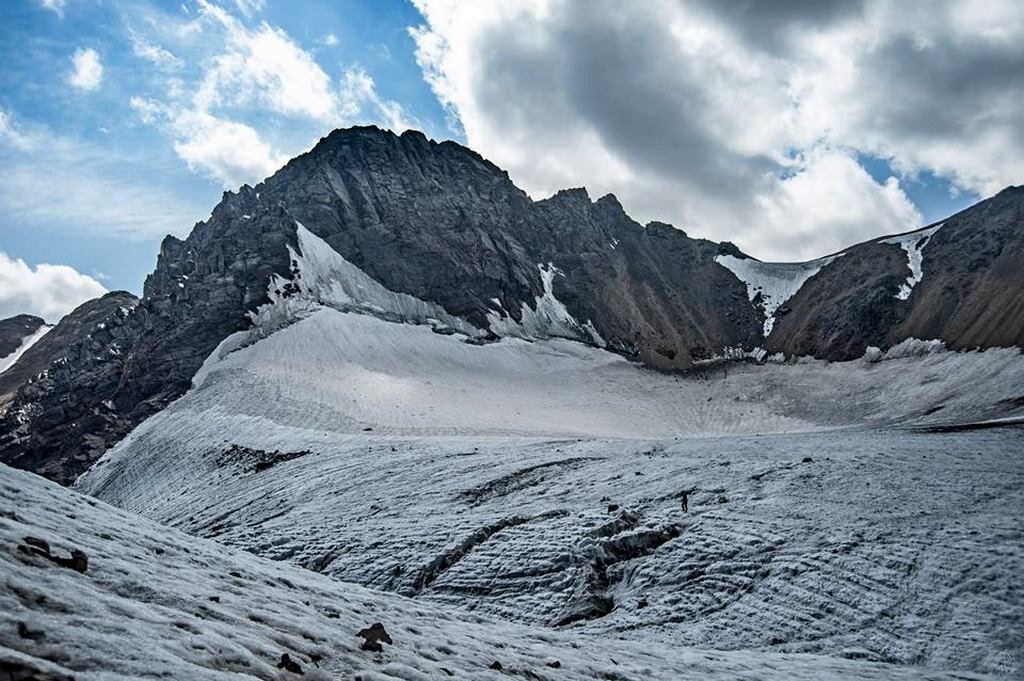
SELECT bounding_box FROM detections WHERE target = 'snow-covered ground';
[74,304,1024,678]
[0,324,51,375]
[8,464,998,680]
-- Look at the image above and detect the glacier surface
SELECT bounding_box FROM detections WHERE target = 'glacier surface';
[76,302,1024,677]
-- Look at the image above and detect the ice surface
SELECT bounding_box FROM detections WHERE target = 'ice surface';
[882,224,942,300]
[0,324,52,375]
[715,254,839,335]
[75,305,1024,677]
[7,464,992,680]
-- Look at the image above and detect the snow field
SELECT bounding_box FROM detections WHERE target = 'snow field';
[5,464,993,680]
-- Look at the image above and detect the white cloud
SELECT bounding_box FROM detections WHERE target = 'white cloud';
[0,112,34,150]
[194,5,338,121]
[130,34,184,69]
[36,0,66,18]
[130,97,286,188]
[233,0,265,18]
[170,109,287,186]
[748,148,923,260]
[0,252,107,322]
[0,111,205,240]
[128,2,415,188]
[67,47,103,91]
[410,0,1024,260]
[323,33,339,47]
[339,67,416,133]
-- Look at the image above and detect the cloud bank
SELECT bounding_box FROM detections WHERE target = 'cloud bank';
[411,0,1024,260]
[129,0,415,188]
[0,252,107,322]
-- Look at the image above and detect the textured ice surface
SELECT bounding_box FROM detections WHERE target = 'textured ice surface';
[6,465,993,680]
[882,224,943,300]
[715,254,839,335]
[76,306,1024,677]
[0,324,51,375]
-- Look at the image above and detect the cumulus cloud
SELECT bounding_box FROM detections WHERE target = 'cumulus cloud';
[129,1,413,188]
[0,252,107,322]
[194,6,338,121]
[751,148,922,260]
[410,0,1024,260]
[67,47,103,90]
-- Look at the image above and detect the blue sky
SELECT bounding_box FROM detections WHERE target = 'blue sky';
[0,0,456,314]
[2,0,1019,320]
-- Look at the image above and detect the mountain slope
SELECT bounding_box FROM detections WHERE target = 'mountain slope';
[761,186,1024,359]
[0,314,49,380]
[0,126,1021,484]
[0,293,136,408]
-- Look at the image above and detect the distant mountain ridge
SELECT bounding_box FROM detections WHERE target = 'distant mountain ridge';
[0,125,1021,483]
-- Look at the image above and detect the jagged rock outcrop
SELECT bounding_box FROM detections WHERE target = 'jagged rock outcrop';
[0,292,139,482]
[255,128,761,364]
[0,126,1021,483]
[0,295,134,407]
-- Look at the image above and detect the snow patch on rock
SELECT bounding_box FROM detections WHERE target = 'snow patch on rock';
[881,223,943,300]
[488,263,605,346]
[0,324,52,375]
[715,254,840,336]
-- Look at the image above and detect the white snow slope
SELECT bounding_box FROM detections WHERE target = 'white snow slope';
[5,464,993,680]
[0,324,51,375]
[881,223,943,300]
[714,254,839,335]
[76,303,1024,677]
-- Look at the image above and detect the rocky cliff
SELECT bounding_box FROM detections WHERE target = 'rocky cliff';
[0,126,1020,484]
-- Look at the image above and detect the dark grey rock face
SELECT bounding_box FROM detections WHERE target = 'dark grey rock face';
[769,186,1024,360]
[892,186,1024,350]
[263,129,761,367]
[766,242,908,359]
[0,314,45,360]
[0,297,137,407]
[0,126,1019,483]
[0,292,138,482]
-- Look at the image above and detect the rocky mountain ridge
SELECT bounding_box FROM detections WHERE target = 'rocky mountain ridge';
[0,314,46,360]
[0,125,1021,484]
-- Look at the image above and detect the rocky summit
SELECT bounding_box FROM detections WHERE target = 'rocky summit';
[0,126,1022,485]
